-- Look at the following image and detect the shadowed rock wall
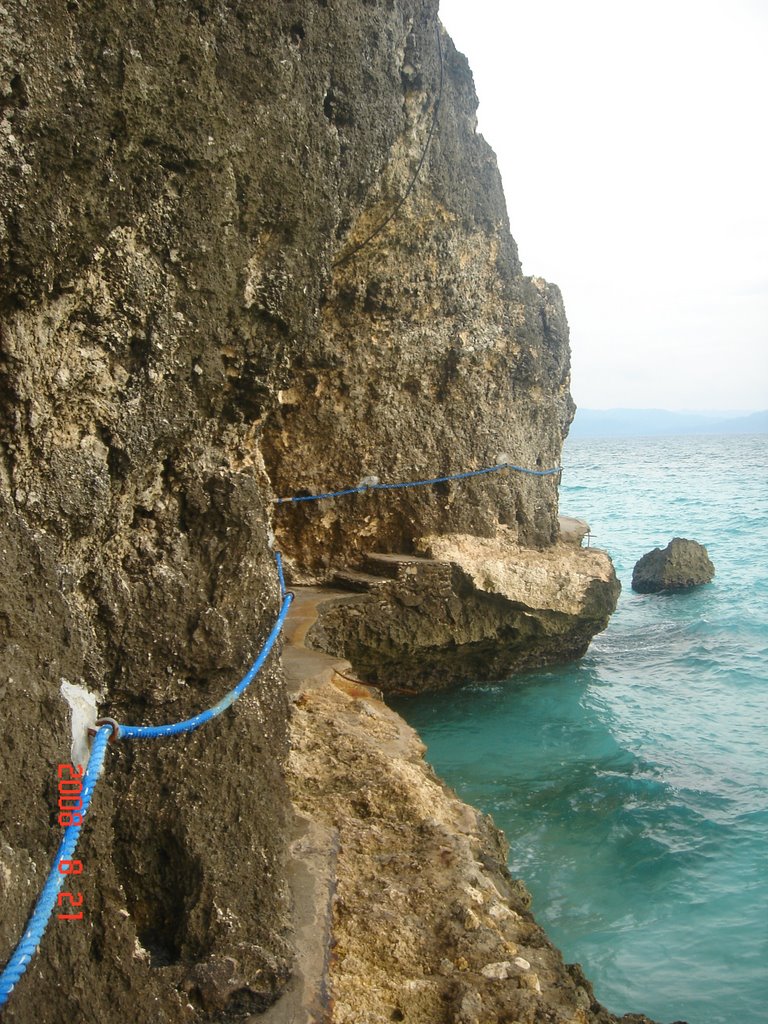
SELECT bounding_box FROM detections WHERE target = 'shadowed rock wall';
[2,1,577,1021]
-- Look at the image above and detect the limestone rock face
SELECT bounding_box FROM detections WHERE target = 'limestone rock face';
[631,538,715,593]
[0,0,600,1020]
[306,535,621,691]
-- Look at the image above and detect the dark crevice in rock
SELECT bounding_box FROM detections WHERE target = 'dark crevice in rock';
[0,74,29,115]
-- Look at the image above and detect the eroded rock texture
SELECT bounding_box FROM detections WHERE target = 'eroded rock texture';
[631,538,715,594]
[1,1,601,1021]
[261,12,574,571]
[306,539,620,691]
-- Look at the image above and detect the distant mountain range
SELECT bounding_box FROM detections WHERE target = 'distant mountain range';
[568,408,768,439]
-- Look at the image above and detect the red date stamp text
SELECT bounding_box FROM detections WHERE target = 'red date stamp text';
[56,763,84,921]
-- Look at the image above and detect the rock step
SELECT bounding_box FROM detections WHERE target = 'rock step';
[362,551,437,579]
[282,587,357,693]
[331,569,389,593]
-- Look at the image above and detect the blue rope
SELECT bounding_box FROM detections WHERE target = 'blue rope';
[0,444,562,1006]
[0,446,560,1004]
[275,550,287,598]
[275,460,561,505]
[0,559,292,1007]
[0,724,112,1009]
[118,590,292,740]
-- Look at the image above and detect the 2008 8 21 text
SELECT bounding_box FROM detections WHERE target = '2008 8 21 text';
[56,764,84,921]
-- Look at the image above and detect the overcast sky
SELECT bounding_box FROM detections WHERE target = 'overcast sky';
[438,0,768,412]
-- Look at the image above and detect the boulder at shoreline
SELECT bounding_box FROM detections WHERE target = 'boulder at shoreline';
[632,538,715,593]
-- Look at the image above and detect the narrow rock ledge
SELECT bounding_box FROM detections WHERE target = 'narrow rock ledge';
[302,533,621,692]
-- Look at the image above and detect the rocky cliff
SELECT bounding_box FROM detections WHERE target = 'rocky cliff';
[0,2,626,1022]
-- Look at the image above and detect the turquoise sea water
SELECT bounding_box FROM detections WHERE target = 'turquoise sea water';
[391,434,768,1024]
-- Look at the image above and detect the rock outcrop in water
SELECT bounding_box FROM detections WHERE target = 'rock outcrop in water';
[305,534,620,691]
[1,1,628,1021]
[632,538,715,593]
